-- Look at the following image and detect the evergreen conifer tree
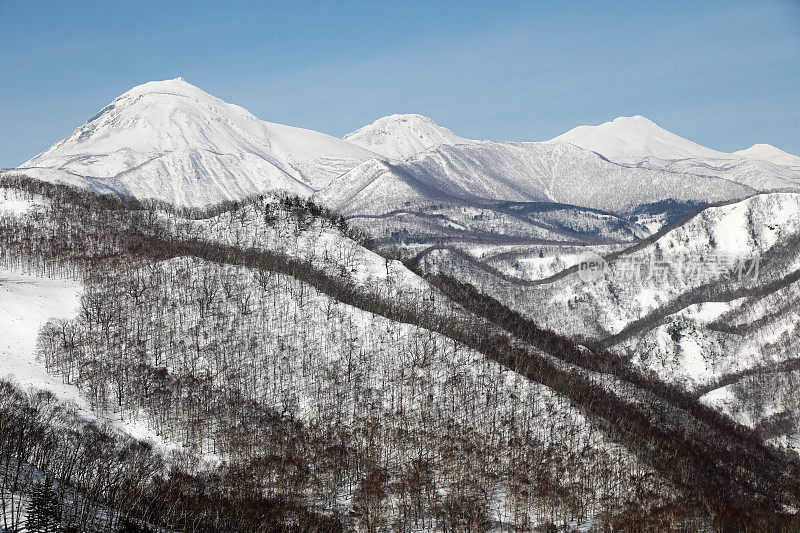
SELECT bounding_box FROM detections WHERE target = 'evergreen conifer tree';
[28,478,61,533]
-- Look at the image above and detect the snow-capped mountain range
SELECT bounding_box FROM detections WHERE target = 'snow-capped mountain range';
[11,78,800,211]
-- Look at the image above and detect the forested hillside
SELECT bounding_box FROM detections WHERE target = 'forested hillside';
[1,174,800,531]
[413,192,800,452]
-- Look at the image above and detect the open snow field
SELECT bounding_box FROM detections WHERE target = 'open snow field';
[0,270,83,404]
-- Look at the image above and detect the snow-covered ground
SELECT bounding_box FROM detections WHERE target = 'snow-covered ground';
[0,270,83,404]
[0,189,47,217]
[0,266,183,457]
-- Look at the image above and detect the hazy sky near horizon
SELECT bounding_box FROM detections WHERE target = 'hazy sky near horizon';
[1,0,799,166]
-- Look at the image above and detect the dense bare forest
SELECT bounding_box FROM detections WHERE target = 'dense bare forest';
[1,175,800,531]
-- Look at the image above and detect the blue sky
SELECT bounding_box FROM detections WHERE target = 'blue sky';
[1,0,799,166]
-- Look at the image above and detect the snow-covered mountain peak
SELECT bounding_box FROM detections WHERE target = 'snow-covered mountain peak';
[18,79,380,206]
[612,114,656,125]
[22,78,257,169]
[344,113,475,160]
[733,143,800,169]
[548,115,733,163]
[102,77,222,109]
[131,76,187,88]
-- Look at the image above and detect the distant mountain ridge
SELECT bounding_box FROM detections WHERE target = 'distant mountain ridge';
[734,143,800,169]
[548,115,733,162]
[548,115,800,175]
[316,140,756,215]
[545,115,800,194]
[11,79,800,211]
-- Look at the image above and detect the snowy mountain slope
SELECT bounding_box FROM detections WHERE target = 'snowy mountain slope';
[410,190,800,446]
[693,278,800,443]
[0,199,182,472]
[634,156,800,191]
[625,273,800,391]
[734,143,800,170]
[158,193,431,298]
[355,202,648,252]
[415,191,800,345]
[317,140,755,215]
[397,174,800,446]
[548,115,733,163]
[17,78,381,206]
[612,218,800,445]
[343,113,475,160]
[516,192,800,340]
[466,191,800,443]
